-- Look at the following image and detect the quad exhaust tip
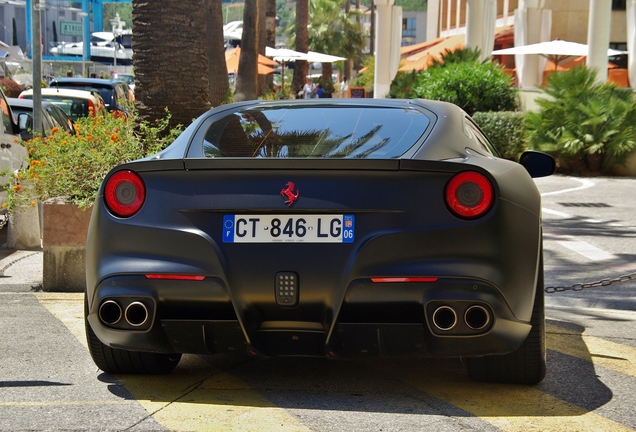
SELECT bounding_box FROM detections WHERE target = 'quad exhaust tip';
[98,299,149,327]
[431,304,491,332]
[98,300,123,325]
[125,301,149,327]
[464,305,490,330]
[432,306,458,331]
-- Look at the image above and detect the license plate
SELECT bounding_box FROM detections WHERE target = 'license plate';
[222,215,355,243]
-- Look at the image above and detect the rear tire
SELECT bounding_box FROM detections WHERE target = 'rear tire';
[84,295,181,374]
[465,257,546,385]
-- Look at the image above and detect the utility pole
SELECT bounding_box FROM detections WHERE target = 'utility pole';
[32,0,43,134]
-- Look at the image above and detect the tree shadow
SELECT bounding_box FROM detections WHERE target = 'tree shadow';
[101,319,614,422]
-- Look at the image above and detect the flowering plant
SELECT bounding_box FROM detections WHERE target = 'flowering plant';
[3,108,183,211]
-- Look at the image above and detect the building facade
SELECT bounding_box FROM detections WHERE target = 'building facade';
[427,0,627,49]
[1,1,87,57]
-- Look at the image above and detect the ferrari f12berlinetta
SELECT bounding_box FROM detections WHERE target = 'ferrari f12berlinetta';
[85,99,555,384]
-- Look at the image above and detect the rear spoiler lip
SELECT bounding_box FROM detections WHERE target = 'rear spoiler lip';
[178,158,466,173]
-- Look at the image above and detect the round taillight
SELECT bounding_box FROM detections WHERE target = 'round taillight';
[445,171,494,219]
[104,170,145,217]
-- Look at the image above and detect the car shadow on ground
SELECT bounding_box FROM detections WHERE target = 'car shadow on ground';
[99,319,612,419]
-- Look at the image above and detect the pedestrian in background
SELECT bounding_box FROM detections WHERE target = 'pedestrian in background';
[315,83,325,98]
[340,76,348,97]
[301,77,316,99]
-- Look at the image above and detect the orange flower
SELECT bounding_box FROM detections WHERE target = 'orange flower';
[12,185,21,191]
[50,127,59,134]
[1,203,6,209]
[31,201,37,207]
[110,133,119,142]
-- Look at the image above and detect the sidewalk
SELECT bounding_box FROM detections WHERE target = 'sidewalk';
[0,226,43,292]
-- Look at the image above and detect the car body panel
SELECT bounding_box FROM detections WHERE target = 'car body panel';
[0,89,28,209]
[7,98,75,137]
[19,88,106,120]
[48,77,132,113]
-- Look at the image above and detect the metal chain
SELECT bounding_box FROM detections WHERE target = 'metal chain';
[545,272,636,293]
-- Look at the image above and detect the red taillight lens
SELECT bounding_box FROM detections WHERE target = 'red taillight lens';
[104,170,145,217]
[445,171,494,219]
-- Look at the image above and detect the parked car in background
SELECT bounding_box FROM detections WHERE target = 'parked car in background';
[19,88,106,121]
[0,88,28,211]
[47,77,132,116]
[111,72,135,94]
[8,98,75,140]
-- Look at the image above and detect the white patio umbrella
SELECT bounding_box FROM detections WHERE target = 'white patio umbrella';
[306,51,346,63]
[492,39,626,69]
[265,47,310,89]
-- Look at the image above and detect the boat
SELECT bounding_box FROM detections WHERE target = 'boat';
[49,14,133,65]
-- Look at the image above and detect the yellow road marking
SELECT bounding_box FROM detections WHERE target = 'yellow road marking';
[547,323,636,378]
[36,293,312,432]
[370,359,633,432]
[35,293,636,431]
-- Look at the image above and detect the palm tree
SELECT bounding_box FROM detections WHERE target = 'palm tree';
[308,0,364,85]
[132,1,210,128]
[205,0,230,107]
[235,0,260,101]
[292,0,310,97]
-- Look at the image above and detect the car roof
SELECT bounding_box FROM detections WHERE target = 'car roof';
[8,97,63,109]
[49,78,123,89]
[21,88,103,100]
[7,97,35,108]
[20,87,104,105]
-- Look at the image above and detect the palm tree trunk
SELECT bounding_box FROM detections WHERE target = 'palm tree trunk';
[205,0,230,107]
[344,0,352,81]
[132,0,210,128]
[265,0,277,90]
[258,0,268,95]
[293,0,309,96]
[235,0,259,101]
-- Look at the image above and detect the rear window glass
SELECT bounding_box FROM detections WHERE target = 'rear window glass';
[53,83,114,108]
[22,95,91,120]
[202,106,429,158]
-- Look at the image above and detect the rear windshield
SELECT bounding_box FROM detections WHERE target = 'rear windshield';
[202,106,429,158]
[22,95,91,120]
[52,83,114,109]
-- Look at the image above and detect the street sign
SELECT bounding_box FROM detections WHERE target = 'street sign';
[59,21,83,36]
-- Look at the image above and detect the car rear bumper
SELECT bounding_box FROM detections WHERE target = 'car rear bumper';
[86,274,532,358]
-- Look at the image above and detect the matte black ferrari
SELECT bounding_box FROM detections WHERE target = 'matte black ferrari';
[85,98,555,384]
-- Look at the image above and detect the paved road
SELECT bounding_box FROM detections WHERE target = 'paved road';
[1,175,635,431]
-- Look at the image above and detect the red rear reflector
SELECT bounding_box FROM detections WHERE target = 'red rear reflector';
[145,274,205,281]
[371,277,438,283]
[445,171,494,219]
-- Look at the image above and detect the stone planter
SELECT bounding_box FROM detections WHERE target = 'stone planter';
[42,199,92,292]
[7,204,42,250]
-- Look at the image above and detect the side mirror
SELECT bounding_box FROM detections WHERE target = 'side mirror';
[519,150,556,178]
[17,113,34,140]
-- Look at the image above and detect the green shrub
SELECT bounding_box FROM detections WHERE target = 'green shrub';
[473,111,526,161]
[428,47,483,69]
[525,66,636,174]
[391,62,518,115]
